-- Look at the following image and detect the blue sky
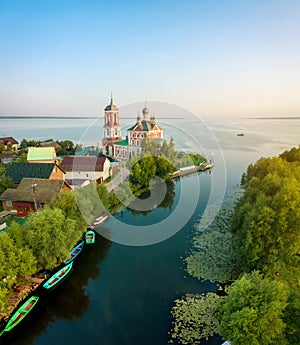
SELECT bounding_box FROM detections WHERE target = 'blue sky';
[0,0,299,117]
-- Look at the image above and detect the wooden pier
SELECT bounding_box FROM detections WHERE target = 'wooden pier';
[169,162,214,179]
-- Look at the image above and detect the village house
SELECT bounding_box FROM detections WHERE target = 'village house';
[59,156,111,187]
[6,162,65,187]
[0,178,71,217]
[27,147,57,163]
[0,137,19,151]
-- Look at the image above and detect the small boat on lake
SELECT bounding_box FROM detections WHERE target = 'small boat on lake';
[93,214,109,227]
[43,262,73,289]
[85,230,95,244]
[64,240,85,264]
[0,296,39,336]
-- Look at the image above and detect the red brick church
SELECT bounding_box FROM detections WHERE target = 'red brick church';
[102,96,164,159]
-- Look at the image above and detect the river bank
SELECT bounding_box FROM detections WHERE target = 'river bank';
[0,274,47,326]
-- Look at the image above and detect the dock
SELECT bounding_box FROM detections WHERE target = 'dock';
[169,162,214,179]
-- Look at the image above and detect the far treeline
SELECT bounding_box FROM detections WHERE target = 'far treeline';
[0,183,118,315]
[170,145,300,345]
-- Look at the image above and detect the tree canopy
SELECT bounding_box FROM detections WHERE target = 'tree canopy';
[217,271,288,345]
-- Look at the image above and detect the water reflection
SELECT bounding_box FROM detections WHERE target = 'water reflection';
[128,180,176,217]
[1,234,111,345]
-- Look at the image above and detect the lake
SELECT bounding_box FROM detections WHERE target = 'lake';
[0,114,299,344]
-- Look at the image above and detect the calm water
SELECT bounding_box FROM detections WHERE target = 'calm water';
[0,115,299,345]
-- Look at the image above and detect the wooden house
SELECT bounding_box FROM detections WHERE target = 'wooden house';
[60,156,110,185]
[0,178,71,216]
[0,137,19,151]
[6,162,65,187]
[27,147,57,163]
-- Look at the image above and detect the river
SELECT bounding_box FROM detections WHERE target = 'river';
[0,113,299,345]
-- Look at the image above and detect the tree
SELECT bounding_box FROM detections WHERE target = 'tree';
[0,175,13,195]
[129,155,156,188]
[51,190,86,226]
[217,271,288,345]
[170,293,222,345]
[155,156,175,179]
[0,232,37,288]
[24,207,77,270]
[18,152,27,162]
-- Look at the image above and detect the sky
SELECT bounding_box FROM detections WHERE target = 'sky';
[0,0,299,118]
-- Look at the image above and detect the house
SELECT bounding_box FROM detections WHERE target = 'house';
[0,137,19,151]
[1,151,16,164]
[6,162,65,186]
[60,156,111,185]
[75,147,103,157]
[0,178,71,216]
[27,147,57,163]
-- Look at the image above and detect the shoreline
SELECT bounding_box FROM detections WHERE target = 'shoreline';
[0,274,48,326]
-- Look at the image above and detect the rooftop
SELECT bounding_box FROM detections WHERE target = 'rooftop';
[0,137,19,145]
[27,147,56,161]
[114,139,128,146]
[6,162,59,183]
[0,178,70,203]
[60,156,108,172]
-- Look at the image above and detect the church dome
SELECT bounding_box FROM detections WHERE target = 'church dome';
[105,103,119,111]
[142,106,149,114]
[105,95,119,111]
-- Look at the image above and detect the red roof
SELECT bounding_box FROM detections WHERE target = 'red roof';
[0,137,19,145]
[60,156,108,172]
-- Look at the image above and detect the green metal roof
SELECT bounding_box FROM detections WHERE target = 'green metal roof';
[6,162,56,183]
[114,139,128,146]
[127,120,161,132]
[27,147,56,161]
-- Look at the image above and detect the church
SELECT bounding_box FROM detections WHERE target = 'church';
[102,96,164,159]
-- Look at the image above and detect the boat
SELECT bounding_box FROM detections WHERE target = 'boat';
[64,240,85,264]
[43,262,73,289]
[93,214,109,227]
[85,230,95,244]
[0,296,39,336]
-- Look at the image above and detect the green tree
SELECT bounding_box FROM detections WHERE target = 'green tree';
[0,232,36,288]
[0,175,13,195]
[51,190,85,226]
[18,152,27,162]
[24,207,76,270]
[217,271,288,345]
[155,156,175,179]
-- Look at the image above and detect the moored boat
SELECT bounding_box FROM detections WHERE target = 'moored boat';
[0,296,39,336]
[64,240,85,264]
[85,230,95,244]
[93,214,109,227]
[43,262,73,289]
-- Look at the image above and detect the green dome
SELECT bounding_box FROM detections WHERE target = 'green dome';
[142,107,149,114]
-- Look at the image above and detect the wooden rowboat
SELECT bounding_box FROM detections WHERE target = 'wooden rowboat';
[0,296,39,336]
[64,240,85,264]
[43,262,73,289]
[85,230,95,244]
[93,214,109,227]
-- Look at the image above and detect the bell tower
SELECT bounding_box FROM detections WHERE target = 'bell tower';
[102,93,121,155]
